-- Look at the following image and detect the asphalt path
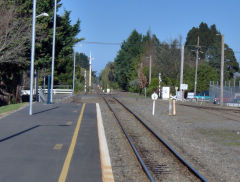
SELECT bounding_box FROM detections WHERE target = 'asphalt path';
[0,102,102,182]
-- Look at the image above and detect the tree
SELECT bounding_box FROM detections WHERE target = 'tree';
[0,1,30,63]
[76,52,89,70]
[0,0,82,105]
[186,22,239,80]
[114,30,143,90]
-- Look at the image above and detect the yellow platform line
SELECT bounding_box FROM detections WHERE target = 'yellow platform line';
[58,103,86,182]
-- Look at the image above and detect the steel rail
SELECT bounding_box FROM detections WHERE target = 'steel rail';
[114,97,208,182]
[103,97,155,182]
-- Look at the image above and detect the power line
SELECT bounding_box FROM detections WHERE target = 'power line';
[81,41,121,45]
[80,41,240,54]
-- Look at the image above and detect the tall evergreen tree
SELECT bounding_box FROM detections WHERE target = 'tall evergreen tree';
[114,30,143,90]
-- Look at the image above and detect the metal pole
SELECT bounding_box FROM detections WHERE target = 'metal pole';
[47,75,51,104]
[194,36,200,95]
[72,51,76,95]
[36,69,39,102]
[220,35,224,106]
[180,45,184,87]
[149,56,152,84]
[29,0,37,115]
[50,0,57,103]
[84,70,87,94]
[89,52,92,87]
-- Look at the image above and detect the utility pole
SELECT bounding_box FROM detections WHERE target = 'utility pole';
[180,45,184,87]
[149,56,152,84]
[89,52,92,87]
[194,36,200,95]
[220,34,224,106]
[84,70,87,94]
[72,51,76,95]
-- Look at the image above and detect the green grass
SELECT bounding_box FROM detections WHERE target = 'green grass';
[0,103,26,115]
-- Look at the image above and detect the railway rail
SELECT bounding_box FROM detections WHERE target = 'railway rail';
[103,96,208,182]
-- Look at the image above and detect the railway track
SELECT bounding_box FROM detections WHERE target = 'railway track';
[103,96,208,182]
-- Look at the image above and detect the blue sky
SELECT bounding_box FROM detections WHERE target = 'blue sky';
[59,0,240,75]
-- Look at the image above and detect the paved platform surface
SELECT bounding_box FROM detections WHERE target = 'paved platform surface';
[0,102,102,182]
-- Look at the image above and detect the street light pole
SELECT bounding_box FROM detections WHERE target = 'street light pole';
[220,34,224,106]
[72,51,76,95]
[89,52,92,87]
[29,0,37,115]
[50,0,57,103]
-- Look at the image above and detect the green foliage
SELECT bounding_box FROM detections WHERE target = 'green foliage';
[76,53,89,70]
[186,22,239,79]
[99,62,118,90]
[146,78,159,96]
[0,0,82,104]
[114,30,143,90]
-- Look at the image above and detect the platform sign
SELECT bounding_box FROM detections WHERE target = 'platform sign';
[151,92,158,100]
[187,92,195,99]
[162,87,170,99]
[180,84,188,90]
[176,91,183,100]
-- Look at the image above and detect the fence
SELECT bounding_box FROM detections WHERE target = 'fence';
[209,81,240,104]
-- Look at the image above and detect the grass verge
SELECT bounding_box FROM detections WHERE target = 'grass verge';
[0,103,26,115]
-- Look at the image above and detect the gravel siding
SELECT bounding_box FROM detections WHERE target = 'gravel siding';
[118,97,240,182]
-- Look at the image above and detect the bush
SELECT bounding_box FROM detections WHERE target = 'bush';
[146,78,159,96]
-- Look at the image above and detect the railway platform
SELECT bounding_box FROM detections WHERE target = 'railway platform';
[0,101,113,182]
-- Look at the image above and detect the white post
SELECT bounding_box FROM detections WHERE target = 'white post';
[152,100,155,116]
[50,0,57,103]
[29,0,37,115]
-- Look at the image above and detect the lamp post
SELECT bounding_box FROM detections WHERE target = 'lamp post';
[217,34,224,106]
[72,51,76,95]
[29,0,49,115]
[50,0,57,104]
[89,52,93,87]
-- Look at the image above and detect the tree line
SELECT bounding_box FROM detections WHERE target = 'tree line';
[0,0,90,105]
[100,22,239,95]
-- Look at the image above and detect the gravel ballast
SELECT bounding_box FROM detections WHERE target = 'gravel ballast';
[117,97,240,182]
